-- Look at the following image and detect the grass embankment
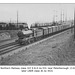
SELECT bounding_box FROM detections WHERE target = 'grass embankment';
[0,30,19,42]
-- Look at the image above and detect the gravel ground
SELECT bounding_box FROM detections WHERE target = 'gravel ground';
[0,29,75,65]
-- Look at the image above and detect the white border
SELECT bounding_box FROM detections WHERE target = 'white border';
[0,0,75,3]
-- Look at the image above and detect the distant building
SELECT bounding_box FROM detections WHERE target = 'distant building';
[0,22,7,27]
[12,22,28,28]
[0,22,28,30]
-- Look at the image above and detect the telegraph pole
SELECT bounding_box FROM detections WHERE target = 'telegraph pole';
[74,8,75,39]
[61,11,62,24]
[53,14,55,23]
[17,11,18,28]
[53,10,55,23]
[63,11,64,22]
[65,12,67,22]
[56,11,58,23]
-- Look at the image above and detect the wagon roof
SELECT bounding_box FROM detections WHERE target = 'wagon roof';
[31,28,38,31]
[47,26,52,28]
[40,27,48,29]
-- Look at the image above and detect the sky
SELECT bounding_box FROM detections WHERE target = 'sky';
[0,4,75,27]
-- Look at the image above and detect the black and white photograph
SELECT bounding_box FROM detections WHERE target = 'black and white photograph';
[0,3,75,66]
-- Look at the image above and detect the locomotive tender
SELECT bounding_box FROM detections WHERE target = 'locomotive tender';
[16,23,72,45]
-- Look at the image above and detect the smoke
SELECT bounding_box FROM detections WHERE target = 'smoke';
[27,21,32,29]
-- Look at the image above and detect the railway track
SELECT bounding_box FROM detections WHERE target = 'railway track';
[0,42,17,49]
[0,27,73,55]
[0,44,21,55]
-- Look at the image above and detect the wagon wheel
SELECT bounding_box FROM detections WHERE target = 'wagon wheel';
[30,38,34,43]
[27,39,30,44]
